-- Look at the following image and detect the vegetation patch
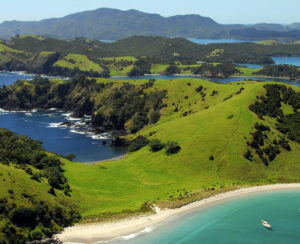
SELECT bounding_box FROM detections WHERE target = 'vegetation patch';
[0,129,80,242]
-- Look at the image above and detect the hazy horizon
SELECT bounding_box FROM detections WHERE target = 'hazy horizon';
[1,0,300,25]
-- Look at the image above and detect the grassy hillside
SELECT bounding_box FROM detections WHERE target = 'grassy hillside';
[60,78,300,220]
[0,129,80,242]
[54,54,103,73]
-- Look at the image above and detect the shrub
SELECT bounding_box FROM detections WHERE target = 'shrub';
[30,173,41,182]
[48,187,56,196]
[31,229,43,240]
[195,86,203,93]
[149,139,164,152]
[25,167,32,175]
[149,111,161,124]
[279,138,291,151]
[165,64,180,75]
[127,136,149,152]
[165,141,181,155]
[244,149,253,161]
[9,207,37,227]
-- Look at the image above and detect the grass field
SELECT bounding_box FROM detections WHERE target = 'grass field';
[0,43,24,54]
[257,40,280,45]
[62,79,300,219]
[151,64,169,74]
[235,67,262,76]
[99,56,138,62]
[98,56,137,76]
[55,54,103,72]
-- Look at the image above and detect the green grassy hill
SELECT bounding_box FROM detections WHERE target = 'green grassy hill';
[60,78,300,220]
[54,54,103,73]
[0,129,80,243]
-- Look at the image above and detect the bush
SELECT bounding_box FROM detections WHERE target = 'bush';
[165,64,180,75]
[25,167,32,175]
[244,149,253,161]
[48,187,56,196]
[31,229,43,240]
[279,138,291,151]
[31,173,41,182]
[149,111,161,124]
[195,86,203,93]
[9,207,37,227]
[127,136,149,152]
[149,139,164,152]
[165,141,181,155]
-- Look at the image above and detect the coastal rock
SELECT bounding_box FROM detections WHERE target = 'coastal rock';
[25,238,62,244]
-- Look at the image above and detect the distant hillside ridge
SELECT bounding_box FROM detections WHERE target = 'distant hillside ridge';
[0,8,300,41]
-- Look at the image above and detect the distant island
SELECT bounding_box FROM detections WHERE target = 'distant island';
[1,8,300,41]
[1,35,300,81]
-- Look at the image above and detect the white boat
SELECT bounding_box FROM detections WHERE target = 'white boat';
[262,220,272,229]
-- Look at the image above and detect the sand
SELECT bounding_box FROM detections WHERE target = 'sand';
[55,184,300,244]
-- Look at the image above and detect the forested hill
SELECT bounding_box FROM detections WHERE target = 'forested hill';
[3,35,300,77]
[0,8,300,41]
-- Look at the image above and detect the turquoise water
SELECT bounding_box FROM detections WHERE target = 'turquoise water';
[108,190,300,244]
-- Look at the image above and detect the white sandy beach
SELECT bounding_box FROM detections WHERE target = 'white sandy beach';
[55,184,300,244]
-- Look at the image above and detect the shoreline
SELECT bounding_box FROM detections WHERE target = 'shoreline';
[55,183,300,244]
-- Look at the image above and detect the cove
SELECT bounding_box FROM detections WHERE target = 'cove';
[107,190,300,244]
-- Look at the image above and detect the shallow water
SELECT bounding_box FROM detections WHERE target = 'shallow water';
[106,190,300,244]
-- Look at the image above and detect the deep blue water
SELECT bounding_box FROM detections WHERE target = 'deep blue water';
[107,190,300,244]
[0,109,125,163]
[0,71,125,163]
[0,71,34,86]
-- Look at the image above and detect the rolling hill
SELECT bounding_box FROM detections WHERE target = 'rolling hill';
[1,75,299,222]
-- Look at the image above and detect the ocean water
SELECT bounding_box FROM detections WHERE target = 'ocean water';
[0,71,34,86]
[238,57,300,69]
[272,57,300,67]
[187,38,250,45]
[0,109,125,163]
[107,190,300,244]
[237,64,264,69]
